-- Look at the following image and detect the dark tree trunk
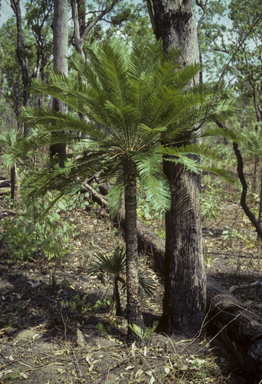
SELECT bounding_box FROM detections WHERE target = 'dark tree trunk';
[151,0,206,337]
[125,169,145,342]
[10,0,31,135]
[50,0,68,167]
[10,166,16,200]
[82,182,262,380]
[253,155,259,193]
[114,275,122,316]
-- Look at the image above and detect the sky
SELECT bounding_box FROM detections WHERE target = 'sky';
[0,0,25,27]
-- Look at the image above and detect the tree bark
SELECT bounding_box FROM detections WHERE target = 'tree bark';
[82,183,262,381]
[124,169,145,342]
[71,0,118,58]
[10,166,16,200]
[10,0,31,135]
[50,0,68,167]
[151,0,206,337]
[206,277,262,384]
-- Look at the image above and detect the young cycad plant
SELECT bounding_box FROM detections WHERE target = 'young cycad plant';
[18,38,235,341]
[88,247,126,316]
[88,247,157,316]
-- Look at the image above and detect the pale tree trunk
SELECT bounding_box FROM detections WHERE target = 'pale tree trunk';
[71,0,118,58]
[196,0,208,85]
[50,0,68,167]
[10,0,31,136]
[125,168,145,342]
[150,0,206,337]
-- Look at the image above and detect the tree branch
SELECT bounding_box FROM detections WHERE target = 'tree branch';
[215,119,262,239]
[81,0,118,43]
[146,0,156,35]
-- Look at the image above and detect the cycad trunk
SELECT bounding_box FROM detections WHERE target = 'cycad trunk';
[125,169,145,342]
[152,0,206,336]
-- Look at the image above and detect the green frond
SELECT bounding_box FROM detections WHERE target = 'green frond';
[139,271,157,297]
[202,166,237,186]
[88,247,126,276]
[107,172,125,215]
[133,150,171,211]
[20,37,236,219]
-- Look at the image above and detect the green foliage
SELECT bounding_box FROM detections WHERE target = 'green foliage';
[128,321,158,344]
[0,128,23,168]
[96,322,105,334]
[62,295,111,317]
[88,247,126,276]
[0,192,76,263]
[201,185,222,220]
[88,247,157,298]
[138,271,157,297]
[16,38,236,214]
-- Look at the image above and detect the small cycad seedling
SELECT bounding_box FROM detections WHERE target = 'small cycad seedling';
[128,321,159,345]
[88,247,157,316]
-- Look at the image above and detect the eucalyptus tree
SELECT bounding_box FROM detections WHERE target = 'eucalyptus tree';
[19,39,233,341]
[148,0,206,337]
[50,0,68,166]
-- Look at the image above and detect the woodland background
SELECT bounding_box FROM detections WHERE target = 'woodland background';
[0,0,262,383]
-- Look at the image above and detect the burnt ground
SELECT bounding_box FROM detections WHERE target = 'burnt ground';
[0,177,261,383]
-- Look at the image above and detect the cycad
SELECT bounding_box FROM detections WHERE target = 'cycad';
[88,248,157,316]
[18,38,235,341]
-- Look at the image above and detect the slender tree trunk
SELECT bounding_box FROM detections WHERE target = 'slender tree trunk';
[10,165,16,200]
[10,0,31,136]
[50,0,68,167]
[253,155,259,193]
[151,0,206,337]
[125,168,144,342]
[114,275,122,316]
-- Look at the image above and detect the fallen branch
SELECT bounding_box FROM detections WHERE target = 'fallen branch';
[229,280,262,293]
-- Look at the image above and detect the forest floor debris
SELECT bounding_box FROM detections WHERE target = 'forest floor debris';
[0,177,261,383]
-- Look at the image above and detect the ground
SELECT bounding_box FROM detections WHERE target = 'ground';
[0,174,261,383]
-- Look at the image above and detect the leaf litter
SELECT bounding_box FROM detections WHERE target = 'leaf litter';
[0,175,261,383]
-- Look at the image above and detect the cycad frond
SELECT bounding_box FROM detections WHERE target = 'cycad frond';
[18,37,237,215]
[88,247,126,276]
[139,271,157,297]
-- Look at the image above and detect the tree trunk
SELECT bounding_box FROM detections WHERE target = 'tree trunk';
[124,169,145,342]
[10,166,16,200]
[50,0,68,167]
[10,0,31,136]
[253,155,259,193]
[151,0,206,337]
[82,182,262,381]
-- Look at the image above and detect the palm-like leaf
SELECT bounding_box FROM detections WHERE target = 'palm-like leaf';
[139,271,157,297]
[11,37,237,337]
[17,38,236,210]
[88,247,126,276]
